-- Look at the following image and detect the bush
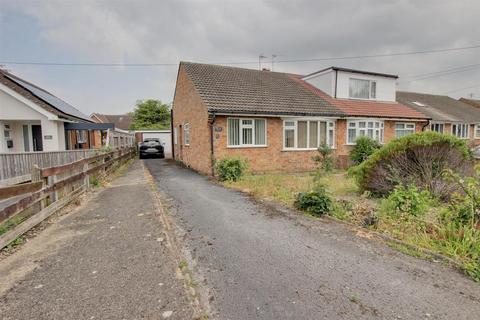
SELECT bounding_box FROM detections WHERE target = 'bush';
[294,185,333,216]
[382,184,431,217]
[351,132,473,199]
[312,143,335,173]
[350,136,381,164]
[215,157,248,182]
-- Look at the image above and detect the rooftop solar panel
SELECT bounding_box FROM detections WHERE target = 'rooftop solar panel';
[5,75,91,122]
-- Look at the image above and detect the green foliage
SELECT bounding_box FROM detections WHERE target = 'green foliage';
[351,131,472,199]
[312,143,335,180]
[129,99,171,130]
[443,166,480,226]
[382,185,431,217]
[294,184,333,216]
[350,136,381,165]
[215,157,248,182]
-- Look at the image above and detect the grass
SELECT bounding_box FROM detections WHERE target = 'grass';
[223,170,357,207]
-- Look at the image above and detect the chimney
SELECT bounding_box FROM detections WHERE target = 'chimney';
[262,68,270,71]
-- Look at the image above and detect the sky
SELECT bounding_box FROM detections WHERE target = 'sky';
[0,0,479,115]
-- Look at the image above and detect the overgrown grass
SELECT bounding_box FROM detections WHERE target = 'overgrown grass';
[223,171,357,207]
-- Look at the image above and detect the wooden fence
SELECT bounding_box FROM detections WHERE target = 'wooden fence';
[0,150,102,186]
[0,147,135,249]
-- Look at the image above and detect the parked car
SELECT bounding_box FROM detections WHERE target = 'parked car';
[138,138,165,159]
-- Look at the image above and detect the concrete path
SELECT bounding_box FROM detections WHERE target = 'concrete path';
[0,160,194,320]
[145,159,480,320]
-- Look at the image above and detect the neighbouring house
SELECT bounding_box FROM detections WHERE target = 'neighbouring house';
[460,97,480,109]
[172,62,429,174]
[90,113,134,130]
[397,92,480,147]
[0,69,133,153]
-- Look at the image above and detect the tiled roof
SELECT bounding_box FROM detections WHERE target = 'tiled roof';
[91,113,133,130]
[181,62,427,120]
[460,98,480,109]
[181,62,345,116]
[0,69,90,122]
[292,76,428,119]
[397,91,480,122]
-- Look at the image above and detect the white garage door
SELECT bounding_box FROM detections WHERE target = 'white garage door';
[142,131,172,157]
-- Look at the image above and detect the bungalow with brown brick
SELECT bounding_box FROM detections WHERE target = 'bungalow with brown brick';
[172,62,430,175]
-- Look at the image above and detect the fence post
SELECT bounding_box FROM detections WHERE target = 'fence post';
[47,174,58,203]
[83,159,90,191]
[32,165,47,209]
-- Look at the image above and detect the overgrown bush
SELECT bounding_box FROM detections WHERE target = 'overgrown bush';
[382,185,431,217]
[351,132,473,199]
[350,136,381,165]
[215,157,248,182]
[294,185,333,216]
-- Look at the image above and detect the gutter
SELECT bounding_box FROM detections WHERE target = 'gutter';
[422,119,431,131]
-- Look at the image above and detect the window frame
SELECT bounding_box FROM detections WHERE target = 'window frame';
[183,122,190,146]
[282,119,335,150]
[173,127,178,145]
[394,122,415,138]
[475,124,480,139]
[451,123,469,139]
[430,122,444,134]
[226,117,267,148]
[348,78,377,100]
[346,119,384,145]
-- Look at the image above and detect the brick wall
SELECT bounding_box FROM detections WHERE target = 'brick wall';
[172,65,212,175]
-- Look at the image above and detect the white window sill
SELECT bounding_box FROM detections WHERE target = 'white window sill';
[282,147,336,151]
[227,145,268,149]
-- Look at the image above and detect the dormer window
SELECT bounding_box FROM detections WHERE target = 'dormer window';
[349,78,376,99]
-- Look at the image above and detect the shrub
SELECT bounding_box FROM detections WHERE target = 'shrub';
[351,131,473,199]
[382,184,431,217]
[312,143,335,174]
[294,185,333,216]
[215,157,248,182]
[350,136,381,165]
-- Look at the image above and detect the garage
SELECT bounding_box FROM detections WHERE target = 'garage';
[135,130,172,158]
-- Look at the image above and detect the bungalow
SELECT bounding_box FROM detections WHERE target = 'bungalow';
[0,69,125,153]
[172,62,429,174]
[397,92,480,147]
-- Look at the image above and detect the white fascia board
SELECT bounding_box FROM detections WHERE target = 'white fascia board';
[0,83,58,120]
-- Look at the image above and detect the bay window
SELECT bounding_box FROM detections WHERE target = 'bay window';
[347,120,384,144]
[283,119,335,149]
[349,78,377,99]
[228,118,267,147]
[395,123,415,138]
[452,123,469,139]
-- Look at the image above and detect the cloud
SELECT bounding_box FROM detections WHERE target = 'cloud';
[2,0,480,113]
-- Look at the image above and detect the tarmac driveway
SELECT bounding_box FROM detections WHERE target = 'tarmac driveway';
[145,159,480,320]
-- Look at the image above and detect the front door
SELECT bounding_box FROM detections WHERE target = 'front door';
[31,125,43,151]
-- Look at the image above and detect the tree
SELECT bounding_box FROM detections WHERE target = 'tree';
[129,99,171,130]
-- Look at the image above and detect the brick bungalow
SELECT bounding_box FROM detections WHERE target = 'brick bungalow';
[397,92,480,147]
[172,62,429,175]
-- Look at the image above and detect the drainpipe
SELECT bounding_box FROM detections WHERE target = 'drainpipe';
[422,119,431,131]
[209,112,216,176]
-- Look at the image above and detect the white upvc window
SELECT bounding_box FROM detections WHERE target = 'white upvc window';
[227,118,267,147]
[395,123,415,138]
[349,78,377,99]
[430,122,444,133]
[347,120,384,144]
[475,124,480,139]
[174,127,178,144]
[452,123,469,139]
[184,123,190,145]
[283,119,335,150]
